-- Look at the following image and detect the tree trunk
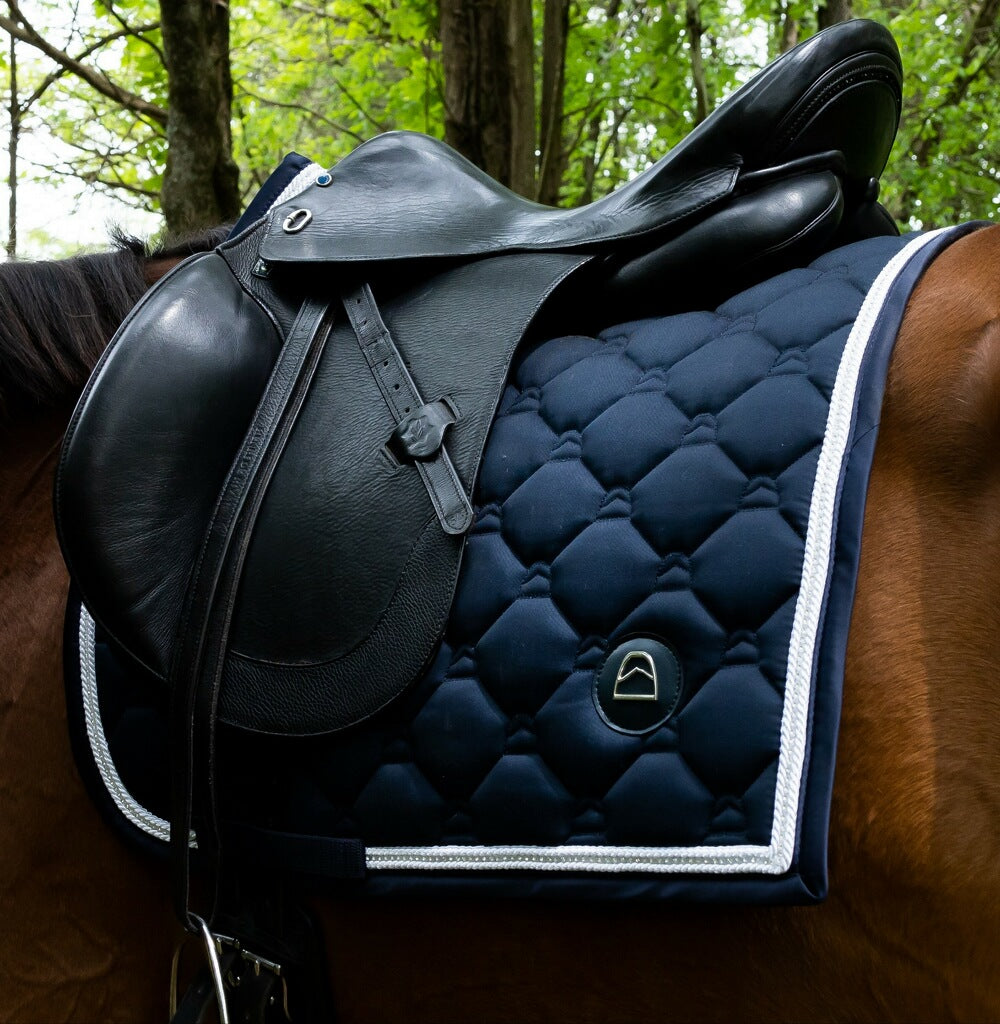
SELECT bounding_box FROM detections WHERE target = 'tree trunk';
[537,0,570,205]
[508,0,536,198]
[159,0,240,236]
[440,0,533,193]
[686,0,710,125]
[817,0,853,29]
[7,30,17,259]
[580,111,602,207]
[777,1,799,54]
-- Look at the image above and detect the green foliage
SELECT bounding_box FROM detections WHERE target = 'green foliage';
[556,0,1000,226]
[855,0,1000,227]
[553,1,753,205]
[12,1,165,207]
[3,0,999,250]
[230,0,443,195]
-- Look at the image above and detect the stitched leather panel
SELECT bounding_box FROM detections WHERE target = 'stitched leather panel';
[220,252,588,732]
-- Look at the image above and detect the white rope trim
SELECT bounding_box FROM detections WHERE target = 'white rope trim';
[273,162,325,207]
[367,843,780,873]
[77,229,950,877]
[79,605,194,848]
[767,227,947,871]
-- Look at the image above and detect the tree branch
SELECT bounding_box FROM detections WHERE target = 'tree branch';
[328,71,389,133]
[102,0,166,65]
[21,22,160,110]
[594,103,633,171]
[236,84,367,143]
[287,2,334,16]
[90,175,160,199]
[0,0,167,125]
[25,153,160,198]
[685,0,710,123]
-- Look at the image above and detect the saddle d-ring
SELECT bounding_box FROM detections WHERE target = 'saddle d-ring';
[282,208,313,234]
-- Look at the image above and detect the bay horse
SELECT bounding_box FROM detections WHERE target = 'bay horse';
[1,225,997,1023]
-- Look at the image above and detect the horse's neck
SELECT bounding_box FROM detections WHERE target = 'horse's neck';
[1,407,68,527]
[0,409,71,656]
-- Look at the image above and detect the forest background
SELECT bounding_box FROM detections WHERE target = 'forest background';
[0,0,997,257]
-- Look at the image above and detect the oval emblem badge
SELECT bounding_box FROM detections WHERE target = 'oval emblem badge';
[594,637,682,735]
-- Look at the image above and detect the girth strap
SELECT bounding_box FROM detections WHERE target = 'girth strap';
[343,282,473,535]
[168,296,333,930]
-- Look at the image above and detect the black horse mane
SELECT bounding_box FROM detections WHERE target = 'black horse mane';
[0,226,230,413]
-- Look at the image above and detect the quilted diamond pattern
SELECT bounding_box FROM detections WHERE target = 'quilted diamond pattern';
[98,235,915,858]
[470,754,576,844]
[244,240,904,851]
[410,678,506,799]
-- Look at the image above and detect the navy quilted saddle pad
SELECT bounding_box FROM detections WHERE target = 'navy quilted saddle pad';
[65,222,975,904]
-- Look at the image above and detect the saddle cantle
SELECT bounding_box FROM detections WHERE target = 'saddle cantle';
[55,21,907,950]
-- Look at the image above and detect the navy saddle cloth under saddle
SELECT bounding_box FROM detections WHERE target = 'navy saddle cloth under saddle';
[58,20,923,912]
[63,222,976,903]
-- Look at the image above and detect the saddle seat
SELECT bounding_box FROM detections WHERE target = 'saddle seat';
[262,22,899,265]
[259,18,901,312]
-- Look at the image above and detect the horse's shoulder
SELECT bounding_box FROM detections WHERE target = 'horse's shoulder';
[887,224,1000,472]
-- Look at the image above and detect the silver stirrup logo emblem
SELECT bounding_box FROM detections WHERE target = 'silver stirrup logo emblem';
[612,651,658,702]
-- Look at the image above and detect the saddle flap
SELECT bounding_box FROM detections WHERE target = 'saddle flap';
[56,236,588,735]
[56,253,283,680]
[218,250,588,734]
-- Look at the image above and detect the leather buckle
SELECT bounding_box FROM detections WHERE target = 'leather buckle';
[389,397,459,462]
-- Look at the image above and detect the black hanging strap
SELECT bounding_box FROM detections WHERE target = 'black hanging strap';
[167,296,333,931]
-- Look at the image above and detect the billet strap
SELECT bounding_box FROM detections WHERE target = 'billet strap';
[167,296,333,931]
[223,822,365,879]
[343,282,473,535]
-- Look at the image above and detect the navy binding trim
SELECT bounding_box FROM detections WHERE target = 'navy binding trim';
[789,220,989,897]
[231,153,314,236]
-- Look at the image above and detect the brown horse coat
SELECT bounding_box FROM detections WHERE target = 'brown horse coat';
[1,227,998,1023]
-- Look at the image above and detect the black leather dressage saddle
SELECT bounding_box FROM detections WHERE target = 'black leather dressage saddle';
[55,18,902,1018]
